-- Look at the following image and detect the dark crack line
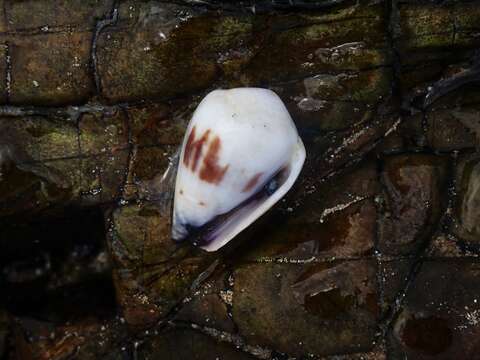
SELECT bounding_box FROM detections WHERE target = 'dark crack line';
[380,156,456,339]
[4,41,10,103]
[118,106,134,202]
[91,2,119,97]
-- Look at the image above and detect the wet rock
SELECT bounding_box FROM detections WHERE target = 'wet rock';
[378,259,412,316]
[5,0,114,31]
[240,159,379,261]
[279,68,392,131]
[245,199,376,262]
[138,328,256,360]
[390,260,480,359]
[233,260,379,357]
[453,153,480,247]
[378,154,449,256]
[10,32,94,105]
[175,272,235,333]
[377,113,425,154]
[107,203,216,329]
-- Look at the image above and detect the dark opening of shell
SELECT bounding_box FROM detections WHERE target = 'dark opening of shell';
[175,166,290,248]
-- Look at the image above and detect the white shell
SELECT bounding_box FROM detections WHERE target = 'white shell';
[172,88,306,251]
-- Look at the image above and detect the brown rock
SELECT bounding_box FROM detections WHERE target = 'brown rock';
[453,153,480,247]
[378,154,449,255]
[390,260,480,359]
[127,100,193,147]
[239,159,379,261]
[12,318,128,360]
[233,260,379,357]
[427,109,476,151]
[175,272,235,333]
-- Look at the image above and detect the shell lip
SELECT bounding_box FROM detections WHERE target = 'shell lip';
[172,137,306,252]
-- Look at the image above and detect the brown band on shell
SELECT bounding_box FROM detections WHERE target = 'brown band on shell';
[242,172,263,193]
[199,136,229,184]
[183,126,211,172]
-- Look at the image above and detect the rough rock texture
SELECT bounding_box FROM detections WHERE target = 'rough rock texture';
[1,0,480,359]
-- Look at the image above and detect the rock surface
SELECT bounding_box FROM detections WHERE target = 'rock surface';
[0,0,480,359]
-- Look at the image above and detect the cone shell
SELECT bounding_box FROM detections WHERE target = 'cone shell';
[172,88,306,251]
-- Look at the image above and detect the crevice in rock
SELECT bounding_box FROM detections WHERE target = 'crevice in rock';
[91,1,119,97]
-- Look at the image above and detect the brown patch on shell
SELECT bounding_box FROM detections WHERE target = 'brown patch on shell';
[242,172,263,193]
[199,136,229,184]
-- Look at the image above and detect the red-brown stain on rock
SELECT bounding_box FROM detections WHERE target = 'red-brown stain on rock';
[199,136,229,184]
[242,172,263,192]
[183,126,211,171]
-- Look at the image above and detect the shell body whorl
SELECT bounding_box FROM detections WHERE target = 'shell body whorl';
[172,88,306,251]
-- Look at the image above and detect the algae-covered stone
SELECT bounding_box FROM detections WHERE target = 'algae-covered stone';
[0,116,80,162]
[243,5,389,84]
[233,260,379,356]
[97,2,254,102]
[10,32,94,105]
[396,2,480,91]
[5,0,113,31]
